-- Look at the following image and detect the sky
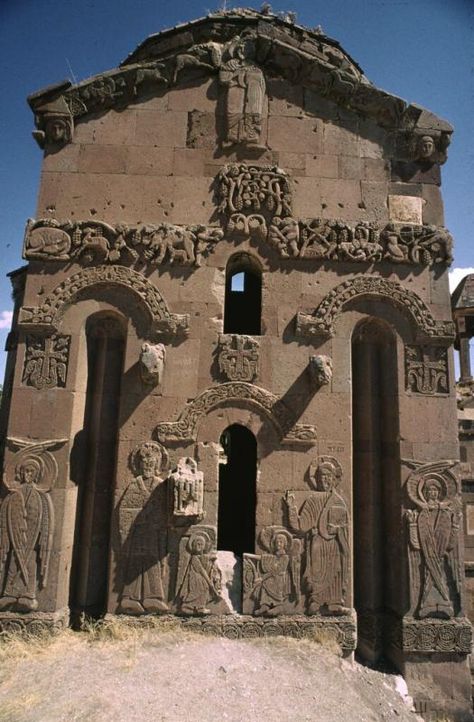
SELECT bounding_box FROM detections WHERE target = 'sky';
[0,0,473,384]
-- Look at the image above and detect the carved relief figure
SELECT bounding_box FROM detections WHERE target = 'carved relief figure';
[139,342,166,386]
[219,36,266,146]
[218,334,259,382]
[243,526,301,616]
[0,440,62,612]
[170,457,204,520]
[285,457,350,615]
[309,355,333,387]
[405,461,462,619]
[22,334,70,390]
[118,442,169,614]
[175,526,227,615]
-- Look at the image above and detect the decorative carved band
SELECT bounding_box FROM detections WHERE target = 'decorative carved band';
[392,617,472,654]
[154,382,317,445]
[17,265,189,336]
[23,219,223,268]
[296,276,455,341]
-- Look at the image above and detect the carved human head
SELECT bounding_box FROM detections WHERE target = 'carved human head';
[316,461,338,491]
[135,442,162,478]
[417,135,435,161]
[191,534,207,554]
[45,115,72,145]
[17,458,41,486]
[423,478,442,502]
[273,532,289,554]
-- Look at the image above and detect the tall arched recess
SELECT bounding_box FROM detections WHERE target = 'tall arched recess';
[224,254,262,335]
[218,424,257,555]
[69,313,126,620]
[351,318,401,663]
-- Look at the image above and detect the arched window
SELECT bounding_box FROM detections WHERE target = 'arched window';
[218,424,257,555]
[224,254,262,335]
[70,313,125,619]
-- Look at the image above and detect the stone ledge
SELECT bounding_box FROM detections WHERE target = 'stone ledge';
[0,608,69,635]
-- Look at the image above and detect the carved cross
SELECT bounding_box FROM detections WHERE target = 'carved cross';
[23,334,70,390]
[219,334,259,382]
[406,345,448,395]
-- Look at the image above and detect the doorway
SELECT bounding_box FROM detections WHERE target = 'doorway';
[218,424,257,555]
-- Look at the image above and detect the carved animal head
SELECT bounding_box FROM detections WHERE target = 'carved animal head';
[140,342,166,385]
[309,354,333,386]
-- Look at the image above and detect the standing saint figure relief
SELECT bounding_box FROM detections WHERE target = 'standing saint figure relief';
[0,452,55,612]
[175,526,228,615]
[405,461,462,619]
[285,456,350,616]
[219,35,266,147]
[118,441,169,615]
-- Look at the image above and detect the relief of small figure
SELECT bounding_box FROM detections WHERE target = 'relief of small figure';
[0,457,54,612]
[118,442,169,615]
[175,527,226,615]
[285,457,350,616]
[243,526,301,617]
[405,463,462,619]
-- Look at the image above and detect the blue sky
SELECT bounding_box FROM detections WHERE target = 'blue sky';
[0,0,473,383]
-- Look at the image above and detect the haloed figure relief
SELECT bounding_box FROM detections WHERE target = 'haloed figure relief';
[0,455,54,612]
[243,526,301,616]
[285,457,350,616]
[405,461,462,619]
[118,442,169,615]
[175,526,228,615]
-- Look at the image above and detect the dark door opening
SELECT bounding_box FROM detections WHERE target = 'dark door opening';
[352,318,401,663]
[69,314,125,620]
[218,424,257,555]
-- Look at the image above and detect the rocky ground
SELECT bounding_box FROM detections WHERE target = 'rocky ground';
[0,620,423,722]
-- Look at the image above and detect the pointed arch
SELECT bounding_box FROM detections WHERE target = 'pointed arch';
[296,276,455,342]
[154,382,316,446]
[17,265,189,336]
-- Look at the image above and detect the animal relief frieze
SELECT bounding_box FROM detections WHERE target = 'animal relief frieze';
[23,219,223,269]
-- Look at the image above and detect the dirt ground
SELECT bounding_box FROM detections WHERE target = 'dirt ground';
[0,622,423,722]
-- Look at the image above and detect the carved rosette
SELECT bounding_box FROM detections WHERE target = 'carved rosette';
[296,276,455,341]
[22,334,71,390]
[405,345,449,395]
[218,334,259,382]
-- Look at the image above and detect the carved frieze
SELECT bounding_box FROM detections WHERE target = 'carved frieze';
[22,334,70,390]
[218,334,259,382]
[405,345,448,395]
[140,342,166,386]
[154,382,317,446]
[174,525,229,615]
[170,457,204,521]
[23,219,223,268]
[0,438,67,613]
[404,460,462,621]
[284,456,350,617]
[296,276,456,341]
[18,265,189,337]
[243,526,302,616]
[118,441,170,615]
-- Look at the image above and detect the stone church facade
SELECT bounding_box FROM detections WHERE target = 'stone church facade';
[0,9,471,719]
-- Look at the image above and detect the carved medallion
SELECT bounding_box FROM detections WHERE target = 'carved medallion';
[405,345,448,395]
[22,334,70,390]
[218,334,259,382]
